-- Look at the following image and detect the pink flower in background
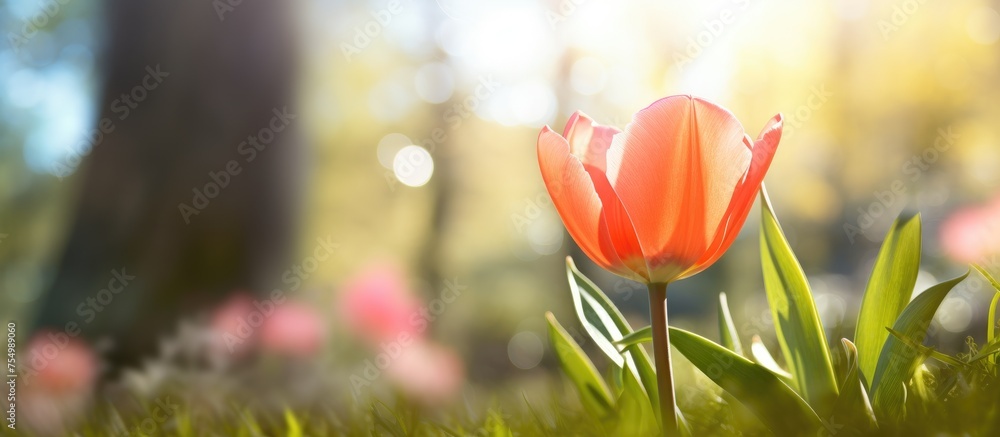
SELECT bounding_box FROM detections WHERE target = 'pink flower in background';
[209,293,259,356]
[21,331,98,436]
[338,263,423,345]
[940,195,1000,264]
[386,341,465,405]
[260,302,326,357]
[24,331,98,394]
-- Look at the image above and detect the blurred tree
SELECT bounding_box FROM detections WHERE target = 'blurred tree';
[32,0,301,373]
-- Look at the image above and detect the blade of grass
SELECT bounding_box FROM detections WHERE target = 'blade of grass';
[522,392,552,433]
[372,400,407,437]
[759,187,839,409]
[854,213,922,387]
[284,409,303,437]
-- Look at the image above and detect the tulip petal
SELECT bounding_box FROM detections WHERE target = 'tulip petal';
[564,111,619,173]
[587,168,649,280]
[562,113,649,279]
[682,114,783,278]
[538,127,645,280]
[606,95,751,282]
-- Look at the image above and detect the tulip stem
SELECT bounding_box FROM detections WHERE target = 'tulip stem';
[648,282,678,436]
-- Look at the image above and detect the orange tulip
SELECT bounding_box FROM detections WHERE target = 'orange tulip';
[538,95,782,284]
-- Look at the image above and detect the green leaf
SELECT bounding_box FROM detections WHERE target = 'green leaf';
[886,327,966,368]
[975,264,1000,365]
[758,187,839,408]
[614,326,652,349]
[854,213,922,386]
[974,264,1000,293]
[613,360,659,437]
[832,339,878,432]
[669,326,822,435]
[989,291,1000,345]
[718,292,744,356]
[566,258,626,368]
[546,311,615,418]
[622,343,658,425]
[565,258,659,414]
[749,335,794,384]
[871,272,969,419]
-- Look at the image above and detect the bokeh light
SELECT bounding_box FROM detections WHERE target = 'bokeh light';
[393,145,434,187]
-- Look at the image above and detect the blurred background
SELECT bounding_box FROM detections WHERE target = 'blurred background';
[2,0,1000,429]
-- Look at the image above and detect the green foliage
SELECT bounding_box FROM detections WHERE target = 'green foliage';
[669,326,823,435]
[717,292,743,356]
[614,326,651,349]
[855,213,922,385]
[565,258,659,416]
[545,311,615,418]
[284,409,303,437]
[45,199,1000,437]
[977,264,1000,362]
[870,272,969,419]
[831,339,878,433]
[545,192,1000,436]
[614,360,659,436]
[748,335,794,384]
[758,187,839,409]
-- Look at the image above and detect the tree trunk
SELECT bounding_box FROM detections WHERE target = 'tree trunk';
[33,0,301,372]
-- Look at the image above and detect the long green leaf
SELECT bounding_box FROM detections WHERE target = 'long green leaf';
[615,326,652,349]
[566,258,659,414]
[855,213,922,386]
[870,272,969,419]
[749,335,794,384]
[546,312,615,418]
[718,292,744,356]
[832,339,878,432]
[759,187,839,408]
[566,258,626,367]
[669,327,822,435]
